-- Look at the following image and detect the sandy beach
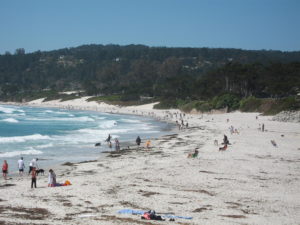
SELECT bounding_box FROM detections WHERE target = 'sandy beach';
[0,97,300,225]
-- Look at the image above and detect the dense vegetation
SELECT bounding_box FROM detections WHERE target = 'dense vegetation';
[0,44,299,113]
[154,95,300,115]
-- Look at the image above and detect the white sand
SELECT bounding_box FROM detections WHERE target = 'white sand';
[0,97,299,225]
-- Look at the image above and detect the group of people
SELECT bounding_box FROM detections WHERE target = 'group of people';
[259,123,265,132]
[104,134,151,151]
[105,134,121,151]
[136,136,151,149]
[2,157,36,179]
[176,120,188,130]
[2,157,60,188]
[31,167,59,188]
[229,125,239,135]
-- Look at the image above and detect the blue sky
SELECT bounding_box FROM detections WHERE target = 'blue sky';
[0,0,299,54]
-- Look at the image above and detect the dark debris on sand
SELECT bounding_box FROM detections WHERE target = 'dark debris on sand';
[0,184,16,188]
[0,205,51,221]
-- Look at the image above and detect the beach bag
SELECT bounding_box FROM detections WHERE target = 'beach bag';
[65,180,71,185]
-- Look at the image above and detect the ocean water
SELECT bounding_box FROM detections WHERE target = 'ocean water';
[0,104,173,173]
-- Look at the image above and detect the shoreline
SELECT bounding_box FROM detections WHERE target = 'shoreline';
[0,98,300,225]
[0,100,179,178]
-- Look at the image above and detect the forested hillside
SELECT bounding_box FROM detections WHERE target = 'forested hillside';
[0,44,299,113]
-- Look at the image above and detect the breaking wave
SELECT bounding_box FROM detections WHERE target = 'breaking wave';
[0,134,51,143]
[0,149,43,158]
[1,118,19,123]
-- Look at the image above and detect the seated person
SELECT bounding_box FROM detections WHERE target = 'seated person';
[141,210,164,221]
[219,144,228,151]
[48,169,72,187]
[187,149,199,158]
[48,169,56,187]
[222,135,230,145]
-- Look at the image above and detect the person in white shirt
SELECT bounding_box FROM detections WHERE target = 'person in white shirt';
[17,157,25,176]
[28,158,38,174]
[48,169,57,187]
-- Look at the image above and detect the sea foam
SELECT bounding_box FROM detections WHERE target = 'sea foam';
[0,106,15,114]
[2,118,19,123]
[0,149,43,158]
[98,120,117,128]
[27,116,94,122]
[36,143,54,149]
[0,106,24,114]
[0,134,51,143]
[120,119,140,123]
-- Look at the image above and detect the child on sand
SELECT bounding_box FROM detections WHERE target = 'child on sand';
[2,160,8,180]
[145,140,151,149]
[31,168,37,188]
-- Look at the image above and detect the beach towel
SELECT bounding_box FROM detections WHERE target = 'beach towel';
[117,209,193,220]
[118,209,145,215]
[163,214,193,220]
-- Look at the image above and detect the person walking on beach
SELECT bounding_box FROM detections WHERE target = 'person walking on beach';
[262,123,265,132]
[136,136,141,146]
[28,158,38,175]
[2,160,8,180]
[31,167,37,188]
[18,157,25,176]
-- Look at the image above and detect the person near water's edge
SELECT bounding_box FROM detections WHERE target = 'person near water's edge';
[2,160,8,180]
[136,136,141,146]
[28,158,39,175]
[115,138,120,151]
[106,134,111,142]
[18,157,25,176]
[146,140,151,149]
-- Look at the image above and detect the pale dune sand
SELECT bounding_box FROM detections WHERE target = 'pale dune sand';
[0,98,299,225]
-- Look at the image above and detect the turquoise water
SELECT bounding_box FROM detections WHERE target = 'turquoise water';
[0,104,172,171]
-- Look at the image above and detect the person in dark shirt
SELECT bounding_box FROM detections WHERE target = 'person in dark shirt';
[136,136,141,146]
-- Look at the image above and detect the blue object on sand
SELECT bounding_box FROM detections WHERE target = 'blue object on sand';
[117,209,192,220]
[163,214,193,220]
[118,209,145,215]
